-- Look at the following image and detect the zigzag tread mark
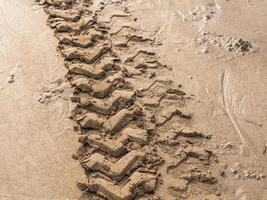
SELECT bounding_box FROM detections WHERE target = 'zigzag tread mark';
[103,108,138,134]
[44,5,83,22]
[78,90,135,115]
[125,50,156,63]
[56,29,106,48]
[68,63,106,79]
[86,127,147,157]
[67,55,121,81]
[69,75,91,92]
[81,150,145,180]
[78,112,105,130]
[77,107,137,132]
[61,43,111,64]
[47,16,95,33]
[87,172,156,200]
[91,79,124,99]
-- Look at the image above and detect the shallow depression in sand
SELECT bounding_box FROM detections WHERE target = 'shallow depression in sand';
[222,66,267,155]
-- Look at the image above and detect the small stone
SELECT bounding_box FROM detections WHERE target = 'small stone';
[219,169,225,177]
[72,154,79,160]
[201,31,209,36]
[203,14,211,21]
[260,174,266,179]
[7,76,15,83]
[230,168,238,174]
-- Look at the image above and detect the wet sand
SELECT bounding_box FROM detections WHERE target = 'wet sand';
[128,0,267,199]
[0,1,84,199]
[1,0,267,199]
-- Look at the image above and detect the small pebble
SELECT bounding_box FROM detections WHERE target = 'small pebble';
[7,76,15,83]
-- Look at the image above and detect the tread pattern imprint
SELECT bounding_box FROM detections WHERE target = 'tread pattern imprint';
[37,0,221,199]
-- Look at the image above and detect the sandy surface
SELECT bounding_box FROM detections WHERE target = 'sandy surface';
[127,1,267,199]
[1,0,267,199]
[0,1,84,199]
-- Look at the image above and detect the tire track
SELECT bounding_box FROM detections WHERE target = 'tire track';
[37,0,219,199]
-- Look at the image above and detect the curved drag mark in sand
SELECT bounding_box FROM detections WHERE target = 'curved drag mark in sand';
[221,69,255,155]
